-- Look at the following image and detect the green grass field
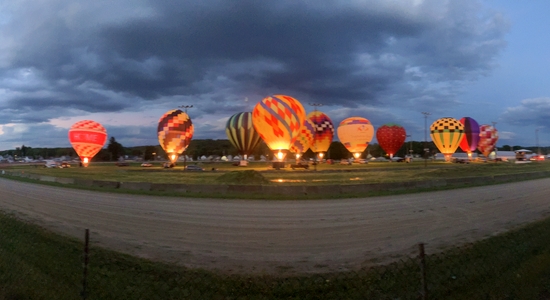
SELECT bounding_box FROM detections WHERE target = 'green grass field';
[4,160,550,186]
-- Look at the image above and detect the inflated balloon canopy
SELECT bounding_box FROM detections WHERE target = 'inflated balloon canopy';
[68,120,107,167]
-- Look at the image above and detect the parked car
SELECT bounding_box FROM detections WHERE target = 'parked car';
[115,162,129,167]
[162,162,175,168]
[140,162,153,167]
[185,165,204,171]
[59,162,71,168]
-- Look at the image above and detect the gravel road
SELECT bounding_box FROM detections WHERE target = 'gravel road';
[1,177,549,274]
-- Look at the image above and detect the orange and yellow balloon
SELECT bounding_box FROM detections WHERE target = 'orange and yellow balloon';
[68,120,108,167]
[157,109,194,163]
[289,118,315,157]
[337,117,374,159]
[252,95,305,160]
[430,117,464,161]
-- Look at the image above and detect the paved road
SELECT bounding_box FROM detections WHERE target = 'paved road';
[1,177,549,274]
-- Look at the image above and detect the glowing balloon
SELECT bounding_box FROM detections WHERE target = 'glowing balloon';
[337,117,374,159]
[225,112,262,159]
[252,95,306,160]
[459,117,480,158]
[478,124,499,158]
[430,117,464,161]
[290,118,315,155]
[376,123,406,158]
[157,109,194,163]
[308,111,334,155]
[68,120,107,167]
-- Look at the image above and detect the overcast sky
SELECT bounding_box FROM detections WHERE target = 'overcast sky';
[1,0,549,150]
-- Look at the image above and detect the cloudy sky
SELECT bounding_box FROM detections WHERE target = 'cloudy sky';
[0,0,549,150]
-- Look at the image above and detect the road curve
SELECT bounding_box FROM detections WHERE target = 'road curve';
[1,177,549,274]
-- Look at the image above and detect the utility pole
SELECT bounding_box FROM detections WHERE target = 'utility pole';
[536,127,541,155]
[491,121,498,162]
[422,112,431,167]
[309,103,323,171]
[178,105,193,168]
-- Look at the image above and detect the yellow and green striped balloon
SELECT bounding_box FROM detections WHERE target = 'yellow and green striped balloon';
[225,112,262,157]
[430,117,464,161]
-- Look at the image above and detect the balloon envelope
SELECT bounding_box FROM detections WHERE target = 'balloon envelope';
[376,123,406,157]
[430,117,464,161]
[337,117,374,156]
[252,95,306,151]
[157,109,194,163]
[459,117,480,154]
[68,120,107,167]
[225,112,262,157]
[478,124,499,158]
[308,111,334,153]
[290,118,315,154]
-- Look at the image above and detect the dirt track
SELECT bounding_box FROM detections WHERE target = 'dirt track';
[1,177,549,274]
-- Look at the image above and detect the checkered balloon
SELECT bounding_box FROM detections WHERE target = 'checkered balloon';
[290,118,315,154]
[68,120,107,167]
[430,117,464,160]
[308,111,334,153]
[157,109,194,162]
[478,124,499,158]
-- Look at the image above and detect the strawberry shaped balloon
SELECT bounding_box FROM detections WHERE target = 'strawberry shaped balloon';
[376,123,406,158]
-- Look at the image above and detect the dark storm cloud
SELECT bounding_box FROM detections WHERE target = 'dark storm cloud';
[501,97,550,129]
[1,0,508,128]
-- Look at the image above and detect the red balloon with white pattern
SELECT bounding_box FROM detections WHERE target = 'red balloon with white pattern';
[68,120,108,167]
[376,123,406,158]
[478,124,499,158]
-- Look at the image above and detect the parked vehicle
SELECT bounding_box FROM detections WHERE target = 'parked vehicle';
[185,165,204,171]
[141,162,153,167]
[163,162,175,168]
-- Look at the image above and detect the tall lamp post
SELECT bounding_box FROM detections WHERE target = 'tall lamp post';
[536,127,541,155]
[422,112,431,167]
[178,105,193,168]
[309,103,323,171]
[491,121,498,162]
[406,134,412,162]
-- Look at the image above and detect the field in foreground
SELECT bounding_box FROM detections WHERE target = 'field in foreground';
[4,160,550,186]
[1,210,550,299]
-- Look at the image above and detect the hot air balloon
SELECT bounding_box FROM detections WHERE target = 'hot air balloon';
[252,95,306,161]
[430,117,464,162]
[376,123,406,159]
[289,118,315,160]
[68,120,107,167]
[478,124,499,158]
[157,109,194,164]
[225,112,262,165]
[308,111,334,160]
[337,117,374,160]
[458,117,480,160]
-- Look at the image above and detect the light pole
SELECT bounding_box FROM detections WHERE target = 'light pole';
[178,105,193,168]
[422,112,431,167]
[535,127,540,156]
[491,121,498,162]
[309,103,323,171]
[178,105,193,114]
[406,135,412,162]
